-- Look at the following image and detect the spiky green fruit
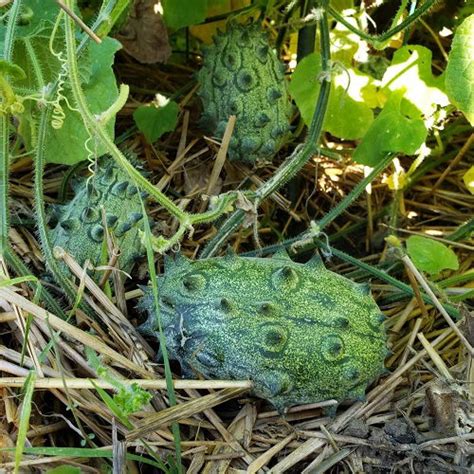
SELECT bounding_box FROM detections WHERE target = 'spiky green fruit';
[197,22,292,164]
[139,252,387,412]
[49,156,145,280]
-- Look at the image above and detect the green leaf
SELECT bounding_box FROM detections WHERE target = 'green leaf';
[353,91,427,166]
[44,37,121,165]
[45,466,81,474]
[289,53,375,140]
[330,0,354,11]
[445,14,474,125]
[381,45,449,118]
[162,0,208,29]
[406,236,459,275]
[133,100,179,143]
[0,0,59,54]
[326,69,375,139]
[13,28,121,164]
[288,54,320,129]
[3,2,121,165]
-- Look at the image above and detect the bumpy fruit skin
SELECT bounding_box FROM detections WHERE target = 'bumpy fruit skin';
[197,22,292,164]
[49,156,145,280]
[139,252,387,412]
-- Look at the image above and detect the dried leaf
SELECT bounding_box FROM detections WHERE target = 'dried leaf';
[116,0,171,64]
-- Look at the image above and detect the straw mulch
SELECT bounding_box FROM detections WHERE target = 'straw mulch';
[1,45,473,473]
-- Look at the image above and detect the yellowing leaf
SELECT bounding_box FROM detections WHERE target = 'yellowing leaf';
[463,166,474,194]
[189,0,253,44]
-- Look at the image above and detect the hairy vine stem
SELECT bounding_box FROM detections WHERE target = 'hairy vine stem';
[326,0,439,49]
[34,105,80,305]
[242,152,395,259]
[1,0,22,257]
[30,2,125,313]
[200,11,331,258]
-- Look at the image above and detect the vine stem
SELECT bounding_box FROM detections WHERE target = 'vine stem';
[62,6,185,220]
[243,152,395,259]
[200,12,332,258]
[34,105,80,304]
[315,240,460,319]
[1,0,23,257]
[326,0,439,49]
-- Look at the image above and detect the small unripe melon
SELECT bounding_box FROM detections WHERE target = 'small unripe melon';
[49,156,146,281]
[197,22,292,164]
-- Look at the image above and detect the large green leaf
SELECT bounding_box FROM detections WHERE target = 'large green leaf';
[42,37,121,165]
[445,14,474,125]
[13,29,120,164]
[2,2,121,165]
[353,91,427,166]
[0,0,59,50]
[289,52,375,140]
[406,236,459,275]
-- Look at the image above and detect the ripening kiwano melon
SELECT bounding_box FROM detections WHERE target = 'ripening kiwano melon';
[197,22,292,164]
[49,156,146,281]
[139,251,388,412]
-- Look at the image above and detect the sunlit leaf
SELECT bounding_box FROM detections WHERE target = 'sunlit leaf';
[330,9,369,65]
[190,0,253,44]
[289,53,375,140]
[445,14,474,125]
[381,45,449,118]
[353,91,427,165]
[406,236,459,275]
[463,166,474,194]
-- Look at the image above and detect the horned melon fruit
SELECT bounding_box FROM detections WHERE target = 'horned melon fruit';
[197,22,292,164]
[139,251,388,412]
[49,156,145,280]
